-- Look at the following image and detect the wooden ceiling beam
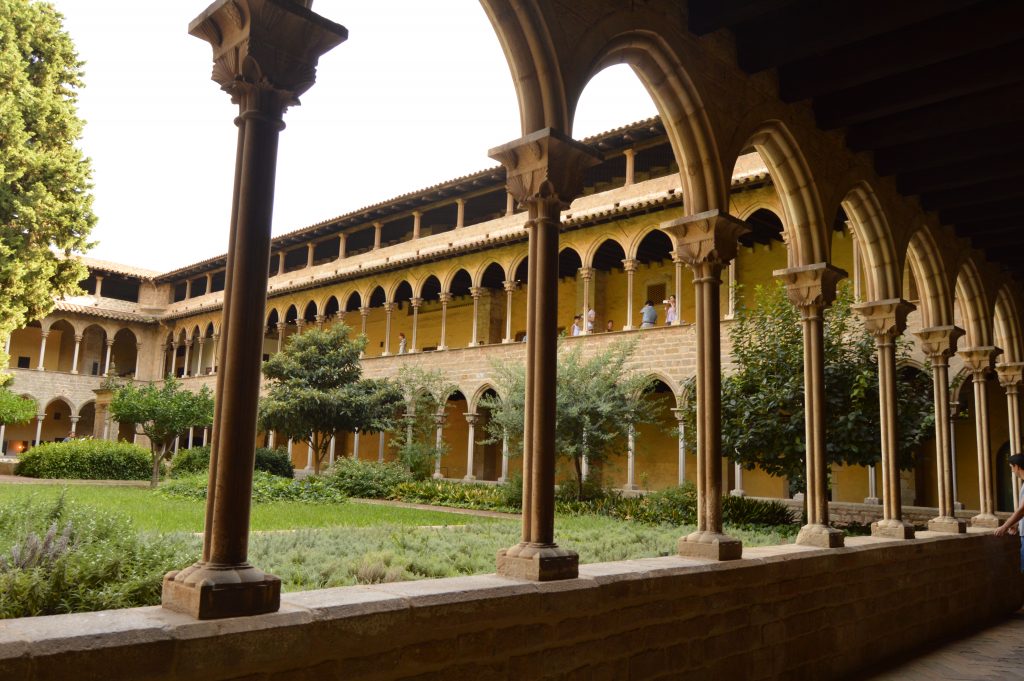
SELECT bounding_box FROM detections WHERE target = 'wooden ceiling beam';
[873,123,1024,175]
[686,0,806,35]
[940,200,1024,225]
[920,177,1024,211]
[898,154,1023,195]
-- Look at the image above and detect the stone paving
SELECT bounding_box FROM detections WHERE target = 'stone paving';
[855,612,1024,680]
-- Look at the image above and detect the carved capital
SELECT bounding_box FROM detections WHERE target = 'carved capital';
[996,362,1024,388]
[488,128,601,211]
[383,302,395,313]
[276,322,286,332]
[774,263,847,312]
[359,306,371,317]
[853,298,915,339]
[577,267,594,281]
[659,210,750,271]
[410,297,423,309]
[502,280,518,294]
[74,334,83,342]
[464,413,480,426]
[438,292,452,304]
[469,287,484,299]
[959,346,1002,375]
[622,258,639,273]
[914,325,964,361]
[189,0,347,113]
[433,410,448,427]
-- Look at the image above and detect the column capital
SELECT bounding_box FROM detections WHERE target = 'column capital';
[69,416,80,423]
[577,266,594,281]
[774,263,847,311]
[410,296,423,308]
[853,298,916,339]
[383,302,395,313]
[659,210,750,270]
[996,362,1024,388]
[276,322,286,333]
[959,346,1002,375]
[40,330,50,339]
[464,412,480,426]
[622,258,639,273]
[189,0,348,114]
[914,325,965,361]
[74,334,83,342]
[670,407,686,424]
[433,411,448,427]
[438,292,452,304]
[183,338,193,348]
[488,128,601,209]
[359,305,371,316]
[469,286,484,299]
[503,280,519,293]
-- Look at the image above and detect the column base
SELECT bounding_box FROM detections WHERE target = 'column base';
[436,345,448,352]
[162,562,280,620]
[730,489,746,497]
[496,542,578,581]
[463,474,476,482]
[871,518,915,539]
[971,513,1000,528]
[953,501,964,511]
[432,471,444,480]
[795,523,845,548]
[468,342,479,348]
[622,483,640,491]
[927,516,968,533]
[497,476,507,484]
[677,531,742,561]
[502,338,513,344]
[863,496,881,505]
[381,351,391,357]
[623,325,635,331]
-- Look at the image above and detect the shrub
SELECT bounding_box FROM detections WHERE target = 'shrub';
[159,471,347,504]
[390,480,512,511]
[170,446,294,479]
[722,494,796,527]
[0,494,195,618]
[497,472,523,511]
[14,440,151,481]
[326,458,414,499]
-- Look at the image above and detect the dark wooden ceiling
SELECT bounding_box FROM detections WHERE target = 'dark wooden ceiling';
[688,0,1024,279]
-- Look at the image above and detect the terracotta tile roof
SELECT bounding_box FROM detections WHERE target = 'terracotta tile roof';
[53,301,157,324]
[77,256,160,279]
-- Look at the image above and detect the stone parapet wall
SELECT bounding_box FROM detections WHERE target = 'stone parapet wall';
[6,368,105,414]
[765,498,1011,528]
[1,532,1019,680]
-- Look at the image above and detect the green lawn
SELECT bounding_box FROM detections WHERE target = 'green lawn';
[0,484,498,533]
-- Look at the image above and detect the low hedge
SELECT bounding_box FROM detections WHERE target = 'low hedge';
[170,446,294,479]
[326,458,414,498]
[14,440,151,481]
[159,471,347,504]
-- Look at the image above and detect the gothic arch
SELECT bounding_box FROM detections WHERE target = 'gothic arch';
[955,258,995,349]
[837,181,901,302]
[906,226,956,329]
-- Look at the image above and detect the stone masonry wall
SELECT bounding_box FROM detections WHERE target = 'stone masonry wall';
[0,532,1019,680]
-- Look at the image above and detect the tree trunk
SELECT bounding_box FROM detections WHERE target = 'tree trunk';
[574,455,584,501]
[311,433,321,476]
[151,443,165,488]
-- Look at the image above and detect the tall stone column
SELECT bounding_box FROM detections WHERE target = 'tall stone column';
[775,263,846,548]
[469,287,483,346]
[163,0,346,621]
[499,432,510,483]
[196,338,206,376]
[855,298,916,539]
[277,252,285,277]
[623,147,635,186]
[438,292,451,350]
[170,341,179,377]
[69,416,79,438]
[373,221,382,250]
[622,259,638,330]
[916,326,967,533]
[502,280,517,342]
[0,424,5,454]
[997,362,1024,501]
[578,267,593,335]
[276,322,286,353]
[181,339,192,378]
[36,330,49,371]
[337,233,347,260]
[315,314,325,331]
[305,243,315,268]
[409,297,421,352]
[382,302,394,356]
[33,413,44,446]
[352,430,360,460]
[490,128,599,581]
[433,410,447,479]
[103,338,114,376]
[412,211,422,240]
[464,413,479,481]
[960,346,1001,527]
[661,210,748,560]
[672,407,686,485]
[456,198,465,228]
[625,423,638,490]
[358,306,370,358]
[212,334,220,373]
[672,254,684,326]
[71,334,82,375]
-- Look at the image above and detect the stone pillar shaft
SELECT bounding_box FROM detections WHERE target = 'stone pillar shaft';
[433,412,446,479]
[410,298,421,353]
[438,293,450,350]
[182,340,192,378]
[382,302,393,356]
[71,335,82,375]
[456,198,465,228]
[579,268,592,335]
[672,407,686,486]
[623,259,637,330]
[469,287,482,347]
[34,414,43,446]
[623,147,635,186]
[503,281,517,343]
[673,256,684,326]
[961,347,1001,527]
[625,424,637,490]
[464,413,478,481]
[36,331,48,371]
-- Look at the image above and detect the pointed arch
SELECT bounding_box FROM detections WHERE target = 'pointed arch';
[955,258,995,348]
[994,285,1024,364]
[906,226,955,329]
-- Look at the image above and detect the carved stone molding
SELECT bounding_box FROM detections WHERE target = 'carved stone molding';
[659,210,750,271]
[774,263,847,311]
[959,346,1002,375]
[853,298,916,339]
[488,128,600,210]
[914,326,965,361]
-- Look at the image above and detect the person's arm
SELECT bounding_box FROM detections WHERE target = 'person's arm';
[995,496,1024,535]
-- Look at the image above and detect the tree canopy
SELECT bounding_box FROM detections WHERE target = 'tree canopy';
[0,388,36,426]
[0,0,96,382]
[391,365,458,479]
[258,324,402,475]
[481,339,658,499]
[110,377,214,487]
[682,281,934,491]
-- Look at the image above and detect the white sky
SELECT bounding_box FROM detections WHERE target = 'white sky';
[49,1,658,272]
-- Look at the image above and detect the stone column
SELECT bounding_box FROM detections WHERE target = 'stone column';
[437,292,451,351]
[672,254,684,326]
[464,413,479,481]
[169,341,179,377]
[102,338,114,377]
[306,243,315,268]
[377,432,385,462]
[276,252,286,277]
[163,0,346,621]
[382,302,394,356]
[855,298,917,539]
[456,198,465,228]
[69,416,79,438]
[196,338,206,376]
[315,314,325,331]
[731,462,745,497]
[469,287,483,346]
[916,326,967,533]
[661,209,749,560]
[181,339,192,378]
[433,410,447,479]
[36,330,49,371]
[71,334,82,374]
[184,279,192,300]
[358,307,370,358]
[95,274,104,299]
[997,362,1024,503]
[337,233,347,260]
[960,346,1001,527]
[0,424,5,454]
[578,267,593,335]
[33,413,44,447]
[205,272,213,293]
[328,435,336,466]
[268,430,276,449]
[188,427,195,449]
[412,211,422,240]
[305,441,313,471]
[373,221,382,250]
[775,263,846,548]
[622,259,638,330]
[502,280,517,343]
[865,466,880,505]
[410,297,422,353]
[490,128,599,581]
[203,427,209,447]
[353,430,360,460]
[212,334,220,373]
[672,407,686,486]
[623,147,635,186]
[294,319,305,336]
[625,423,638,490]
[499,432,510,483]
[276,322,286,353]
[505,191,515,216]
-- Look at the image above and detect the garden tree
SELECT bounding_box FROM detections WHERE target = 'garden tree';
[0,388,36,429]
[390,365,458,479]
[258,324,402,475]
[481,339,658,499]
[680,281,934,492]
[109,377,214,487]
[0,0,96,384]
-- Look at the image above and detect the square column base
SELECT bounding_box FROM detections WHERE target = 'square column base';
[971,513,1000,528]
[796,524,845,548]
[463,475,476,482]
[678,531,742,560]
[497,543,578,581]
[863,496,880,505]
[928,516,968,534]
[162,564,281,620]
[871,519,915,539]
